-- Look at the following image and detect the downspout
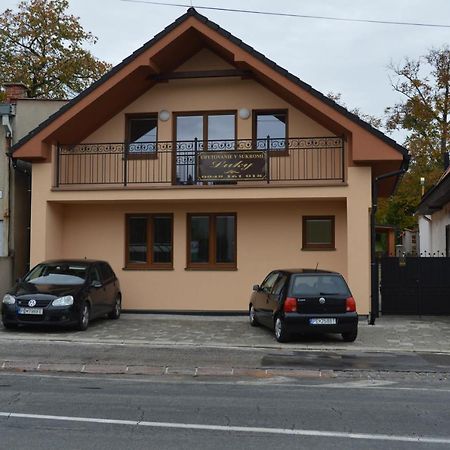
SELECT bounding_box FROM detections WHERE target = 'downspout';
[1,107,14,260]
[369,157,410,325]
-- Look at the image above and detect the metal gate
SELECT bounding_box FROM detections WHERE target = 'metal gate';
[380,257,450,315]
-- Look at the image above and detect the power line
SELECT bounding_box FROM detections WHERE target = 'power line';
[120,0,450,28]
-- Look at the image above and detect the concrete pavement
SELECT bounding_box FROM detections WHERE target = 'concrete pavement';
[1,314,449,378]
[1,314,449,353]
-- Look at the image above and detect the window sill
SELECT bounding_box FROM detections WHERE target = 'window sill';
[301,247,336,251]
[185,267,238,271]
[122,266,174,271]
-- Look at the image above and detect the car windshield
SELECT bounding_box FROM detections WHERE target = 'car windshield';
[289,274,350,297]
[24,263,88,285]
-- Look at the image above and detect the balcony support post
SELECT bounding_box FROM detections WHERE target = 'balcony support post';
[123,144,128,186]
[55,142,60,188]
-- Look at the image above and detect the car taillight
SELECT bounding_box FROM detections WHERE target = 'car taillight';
[284,297,297,313]
[346,296,356,312]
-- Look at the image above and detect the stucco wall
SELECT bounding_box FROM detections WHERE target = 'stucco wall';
[418,216,432,254]
[27,49,374,315]
[55,199,348,312]
[14,99,66,141]
[0,258,12,297]
[84,69,333,144]
[419,206,450,255]
[0,98,67,293]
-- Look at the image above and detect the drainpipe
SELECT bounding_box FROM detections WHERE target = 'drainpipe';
[369,158,410,325]
[1,105,14,260]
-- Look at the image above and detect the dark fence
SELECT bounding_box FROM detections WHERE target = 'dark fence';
[56,136,344,187]
[380,256,450,315]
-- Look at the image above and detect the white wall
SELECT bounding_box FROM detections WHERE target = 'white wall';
[418,215,431,255]
[418,206,450,256]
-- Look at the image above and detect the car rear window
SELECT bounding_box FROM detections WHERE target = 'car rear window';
[289,274,351,297]
[24,263,88,285]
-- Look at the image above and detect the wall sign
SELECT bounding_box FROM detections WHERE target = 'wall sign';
[197,151,266,181]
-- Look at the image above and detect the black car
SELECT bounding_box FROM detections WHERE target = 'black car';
[249,269,358,343]
[2,260,121,331]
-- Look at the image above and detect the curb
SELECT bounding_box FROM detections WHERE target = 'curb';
[0,360,331,379]
[1,335,449,354]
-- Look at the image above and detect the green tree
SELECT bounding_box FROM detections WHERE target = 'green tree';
[0,0,111,99]
[327,92,383,129]
[377,47,450,229]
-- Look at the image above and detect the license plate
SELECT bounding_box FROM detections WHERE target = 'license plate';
[18,307,43,315]
[309,318,337,325]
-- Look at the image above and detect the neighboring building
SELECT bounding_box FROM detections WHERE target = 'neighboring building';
[417,166,450,256]
[375,225,396,257]
[0,83,66,295]
[11,9,408,315]
[400,229,419,256]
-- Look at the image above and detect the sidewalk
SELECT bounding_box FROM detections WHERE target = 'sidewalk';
[1,315,450,379]
[1,314,449,353]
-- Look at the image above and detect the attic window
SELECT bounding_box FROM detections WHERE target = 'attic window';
[126,114,158,155]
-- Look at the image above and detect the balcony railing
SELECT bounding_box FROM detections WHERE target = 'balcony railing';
[55,137,344,187]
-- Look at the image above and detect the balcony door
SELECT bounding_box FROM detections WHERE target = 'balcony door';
[175,112,235,184]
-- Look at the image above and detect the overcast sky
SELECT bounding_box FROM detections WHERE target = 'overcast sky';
[4,0,450,142]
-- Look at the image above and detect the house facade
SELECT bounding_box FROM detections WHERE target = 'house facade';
[11,9,407,315]
[0,83,66,295]
[417,167,450,256]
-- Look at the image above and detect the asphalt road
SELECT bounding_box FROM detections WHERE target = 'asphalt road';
[0,372,450,449]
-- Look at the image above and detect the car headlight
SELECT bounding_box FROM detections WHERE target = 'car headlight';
[2,294,16,305]
[52,296,74,306]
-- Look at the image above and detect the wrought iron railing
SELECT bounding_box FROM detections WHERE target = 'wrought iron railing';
[55,136,345,187]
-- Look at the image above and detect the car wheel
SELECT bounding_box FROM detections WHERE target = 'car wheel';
[342,328,358,342]
[274,316,289,343]
[77,302,90,331]
[2,321,18,330]
[249,304,259,327]
[108,295,121,320]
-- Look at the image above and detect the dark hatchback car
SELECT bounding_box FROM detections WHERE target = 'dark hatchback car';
[249,269,358,343]
[2,260,121,331]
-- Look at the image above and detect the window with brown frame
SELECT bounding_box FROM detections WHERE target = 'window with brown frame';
[174,112,236,184]
[302,216,335,250]
[125,114,158,157]
[125,214,173,269]
[253,110,288,154]
[187,213,236,269]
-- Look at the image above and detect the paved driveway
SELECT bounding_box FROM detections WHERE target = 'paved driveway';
[1,314,449,353]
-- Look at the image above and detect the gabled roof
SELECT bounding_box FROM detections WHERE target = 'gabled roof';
[416,166,450,215]
[11,8,408,194]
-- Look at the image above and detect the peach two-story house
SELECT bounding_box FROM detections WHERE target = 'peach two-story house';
[11,9,407,315]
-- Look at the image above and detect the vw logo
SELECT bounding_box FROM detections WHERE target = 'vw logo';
[28,299,37,307]
[319,297,326,304]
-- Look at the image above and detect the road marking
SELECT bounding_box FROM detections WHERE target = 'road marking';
[1,411,450,444]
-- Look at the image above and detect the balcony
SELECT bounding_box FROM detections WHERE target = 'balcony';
[55,137,344,188]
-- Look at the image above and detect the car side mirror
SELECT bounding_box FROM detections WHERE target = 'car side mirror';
[252,284,260,291]
[91,280,102,289]
[16,277,22,283]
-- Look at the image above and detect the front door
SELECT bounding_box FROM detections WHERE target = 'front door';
[174,113,236,185]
